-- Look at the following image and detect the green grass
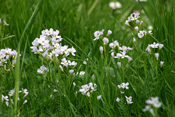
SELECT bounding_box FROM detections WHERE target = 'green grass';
[0,0,175,116]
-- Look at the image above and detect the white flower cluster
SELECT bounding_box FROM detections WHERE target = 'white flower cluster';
[0,48,18,71]
[145,42,164,54]
[2,88,29,107]
[37,65,49,74]
[117,82,133,104]
[94,29,112,41]
[109,1,122,9]
[111,44,133,62]
[79,82,97,97]
[125,13,152,40]
[145,42,164,62]
[143,97,162,114]
[31,28,76,59]
[118,82,129,89]
[125,13,140,25]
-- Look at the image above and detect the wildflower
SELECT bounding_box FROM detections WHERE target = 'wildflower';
[107,30,112,35]
[158,44,164,49]
[109,1,122,9]
[22,89,29,97]
[138,31,145,38]
[134,26,138,31]
[125,96,133,104]
[148,26,153,30]
[37,65,48,74]
[103,37,109,45]
[69,69,74,74]
[93,29,104,41]
[73,82,76,86]
[155,53,159,60]
[160,61,164,67]
[146,97,162,108]
[83,61,87,65]
[79,71,85,76]
[143,97,162,115]
[118,82,129,89]
[53,89,58,92]
[79,82,97,97]
[133,38,136,42]
[3,20,9,26]
[97,95,102,100]
[23,100,28,104]
[117,62,121,68]
[99,46,103,53]
[116,97,120,102]
[9,89,15,96]
[0,48,18,70]
[59,65,63,71]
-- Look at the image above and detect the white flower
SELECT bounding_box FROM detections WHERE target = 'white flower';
[97,95,102,100]
[148,26,153,30]
[37,65,48,74]
[83,61,87,65]
[23,100,28,104]
[134,26,138,31]
[155,53,159,60]
[117,62,121,68]
[103,37,109,45]
[107,30,112,35]
[22,89,29,97]
[109,2,122,9]
[99,46,103,53]
[160,61,164,67]
[93,29,104,41]
[146,97,162,108]
[116,97,120,102]
[158,44,164,49]
[133,38,136,42]
[118,82,129,89]
[9,89,15,96]
[138,31,145,38]
[53,89,58,92]
[79,71,85,76]
[79,82,97,97]
[69,69,74,74]
[125,96,133,104]
[73,82,76,86]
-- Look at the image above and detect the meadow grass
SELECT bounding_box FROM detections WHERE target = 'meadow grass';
[0,0,175,116]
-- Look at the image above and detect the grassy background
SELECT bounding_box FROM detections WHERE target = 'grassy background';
[0,0,175,116]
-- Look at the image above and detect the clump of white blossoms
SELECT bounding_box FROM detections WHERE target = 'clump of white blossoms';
[31,28,78,73]
[117,82,133,104]
[113,45,133,62]
[118,82,129,89]
[145,42,164,61]
[79,82,97,97]
[31,28,76,59]
[0,48,18,71]
[143,97,162,115]
[109,1,122,9]
[125,13,140,25]
[125,96,133,104]
[145,42,164,54]
[2,88,29,107]
[37,65,49,74]
[125,13,153,41]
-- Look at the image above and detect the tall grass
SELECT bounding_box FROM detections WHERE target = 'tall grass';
[0,0,175,116]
